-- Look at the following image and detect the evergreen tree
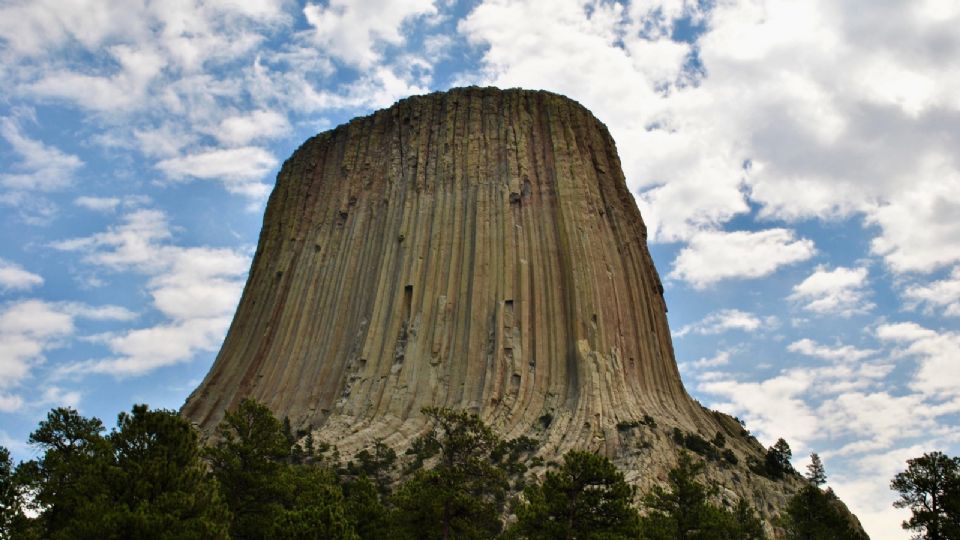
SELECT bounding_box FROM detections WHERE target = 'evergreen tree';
[0,446,19,540]
[891,451,960,540]
[764,438,794,479]
[508,450,640,540]
[207,398,292,540]
[15,407,113,539]
[271,465,357,540]
[390,407,509,540]
[782,484,866,540]
[107,405,230,539]
[805,453,827,487]
[209,398,358,540]
[640,451,764,540]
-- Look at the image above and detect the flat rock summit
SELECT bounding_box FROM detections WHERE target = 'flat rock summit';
[182,87,862,532]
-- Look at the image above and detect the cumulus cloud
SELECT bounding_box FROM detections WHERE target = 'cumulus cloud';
[0,259,43,292]
[303,0,438,68]
[156,146,276,199]
[903,266,960,316]
[74,196,121,213]
[788,265,873,316]
[681,350,733,371]
[52,209,249,378]
[673,309,772,337]
[669,229,816,288]
[877,322,960,399]
[699,369,819,449]
[460,0,960,289]
[215,109,290,146]
[0,299,131,410]
[788,338,875,362]
[0,117,82,192]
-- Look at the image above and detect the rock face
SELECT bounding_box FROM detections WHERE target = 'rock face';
[183,87,825,529]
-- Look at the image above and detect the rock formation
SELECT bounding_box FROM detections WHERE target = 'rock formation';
[182,87,860,532]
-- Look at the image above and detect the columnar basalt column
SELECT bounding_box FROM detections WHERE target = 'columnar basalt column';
[183,87,849,532]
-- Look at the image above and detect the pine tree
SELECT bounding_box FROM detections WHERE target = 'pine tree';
[891,451,960,540]
[509,450,640,540]
[107,405,230,539]
[806,453,827,487]
[782,484,866,540]
[207,398,293,540]
[641,451,766,540]
[15,407,113,539]
[390,407,509,540]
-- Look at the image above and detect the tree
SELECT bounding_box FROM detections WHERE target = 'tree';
[209,398,357,540]
[509,450,640,540]
[640,451,763,540]
[15,407,113,539]
[0,446,19,540]
[207,398,292,540]
[891,451,960,540]
[390,407,510,540]
[764,438,794,479]
[271,466,357,540]
[806,453,826,487]
[107,405,231,539]
[782,484,866,540]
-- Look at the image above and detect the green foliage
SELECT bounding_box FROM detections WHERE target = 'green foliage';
[890,451,960,540]
[508,450,640,540]
[344,439,397,497]
[12,406,230,540]
[272,466,357,540]
[640,451,764,540]
[208,398,358,540]
[762,438,794,479]
[711,432,726,448]
[17,407,113,539]
[341,475,390,540]
[805,453,827,487]
[391,407,510,540]
[207,398,290,540]
[672,428,721,462]
[782,484,866,540]
[0,446,21,540]
[106,405,231,539]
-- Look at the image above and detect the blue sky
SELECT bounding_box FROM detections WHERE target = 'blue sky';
[1,1,958,537]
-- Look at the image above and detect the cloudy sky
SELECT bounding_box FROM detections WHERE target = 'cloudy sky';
[1,0,958,537]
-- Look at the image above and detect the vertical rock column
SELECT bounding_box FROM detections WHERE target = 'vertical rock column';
[183,87,712,454]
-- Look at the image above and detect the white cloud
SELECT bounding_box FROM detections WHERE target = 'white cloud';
[788,265,873,316]
[866,163,960,274]
[26,45,166,112]
[0,299,131,410]
[303,0,437,68]
[460,0,960,292]
[699,369,819,449]
[674,309,770,337]
[686,350,733,370]
[0,117,82,192]
[903,266,960,316]
[156,146,276,199]
[788,338,875,362]
[877,322,960,399]
[0,259,43,292]
[52,209,249,378]
[74,196,120,212]
[215,109,290,146]
[669,229,816,288]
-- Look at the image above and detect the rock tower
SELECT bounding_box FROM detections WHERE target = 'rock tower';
[183,87,854,529]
